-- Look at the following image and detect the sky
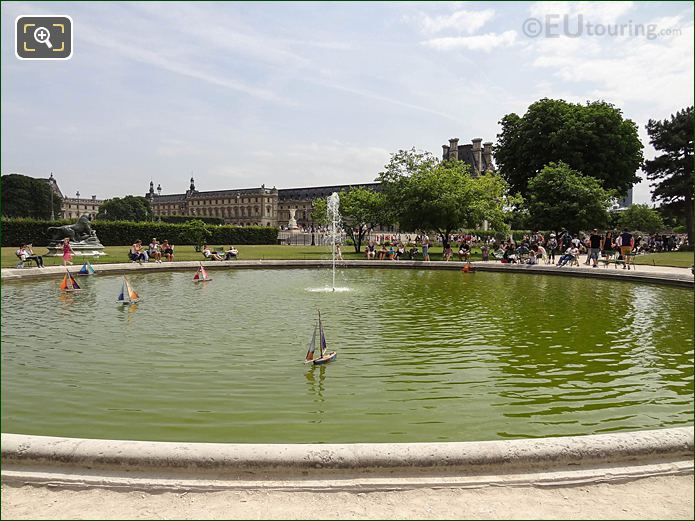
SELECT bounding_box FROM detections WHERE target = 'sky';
[1,1,693,203]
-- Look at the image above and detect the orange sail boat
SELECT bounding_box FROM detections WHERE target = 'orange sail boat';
[59,269,81,291]
[117,276,140,304]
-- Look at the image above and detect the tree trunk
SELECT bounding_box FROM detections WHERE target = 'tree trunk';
[685,193,694,246]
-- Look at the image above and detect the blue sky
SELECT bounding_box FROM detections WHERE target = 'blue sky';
[2,1,693,203]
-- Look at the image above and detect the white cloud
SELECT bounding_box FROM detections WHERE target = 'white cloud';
[423,30,517,52]
[420,9,496,35]
[529,1,634,25]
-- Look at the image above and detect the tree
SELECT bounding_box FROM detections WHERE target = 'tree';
[616,204,664,234]
[643,106,694,245]
[378,149,511,240]
[181,219,211,251]
[1,174,62,219]
[495,98,644,196]
[526,162,614,233]
[311,187,388,253]
[96,196,151,221]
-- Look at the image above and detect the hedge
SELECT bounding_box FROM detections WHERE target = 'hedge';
[159,215,224,225]
[1,218,278,247]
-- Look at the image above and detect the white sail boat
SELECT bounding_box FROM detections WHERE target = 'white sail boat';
[304,310,336,365]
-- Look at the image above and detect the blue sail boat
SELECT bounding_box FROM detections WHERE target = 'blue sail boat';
[117,276,140,305]
[77,261,96,275]
[304,310,336,365]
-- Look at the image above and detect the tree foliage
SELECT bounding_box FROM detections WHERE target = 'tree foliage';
[616,204,665,234]
[643,106,693,244]
[1,174,62,219]
[526,162,614,233]
[495,98,644,196]
[378,149,511,239]
[181,219,212,251]
[312,187,388,253]
[96,196,152,221]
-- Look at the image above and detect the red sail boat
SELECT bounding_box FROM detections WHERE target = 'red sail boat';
[193,263,212,282]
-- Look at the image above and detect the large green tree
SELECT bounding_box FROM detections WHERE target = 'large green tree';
[616,204,664,234]
[526,162,614,233]
[96,196,152,221]
[643,106,693,245]
[312,187,388,253]
[1,174,62,219]
[378,149,511,240]
[495,98,643,196]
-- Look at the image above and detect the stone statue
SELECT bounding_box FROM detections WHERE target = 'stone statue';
[45,214,106,257]
[47,215,96,243]
[288,208,298,230]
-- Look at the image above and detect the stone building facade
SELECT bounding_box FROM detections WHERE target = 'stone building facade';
[43,173,103,219]
[146,178,380,228]
[441,137,494,174]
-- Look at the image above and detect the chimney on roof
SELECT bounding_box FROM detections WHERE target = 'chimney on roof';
[448,138,459,160]
[472,138,483,175]
[91,195,96,200]
[442,144,450,161]
[482,142,493,172]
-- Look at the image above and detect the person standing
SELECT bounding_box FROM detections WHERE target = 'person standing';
[547,234,558,264]
[422,236,430,262]
[619,228,635,270]
[62,238,74,266]
[588,229,602,267]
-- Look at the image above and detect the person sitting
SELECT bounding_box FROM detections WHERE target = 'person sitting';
[557,246,579,267]
[395,243,405,260]
[225,246,239,260]
[161,240,174,262]
[502,245,517,264]
[378,243,388,260]
[481,244,489,262]
[202,244,223,261]
[387,245,395,260]
[129,240,147,263]
[148,238,162,264]
[408,246,419,260]
[366,241,376,259]
[16,244,44,268]
[457,242,471,262]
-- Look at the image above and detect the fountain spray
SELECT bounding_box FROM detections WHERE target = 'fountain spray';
[327,192,341,291]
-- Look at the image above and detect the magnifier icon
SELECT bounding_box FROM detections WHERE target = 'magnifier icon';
[33,26,53,49]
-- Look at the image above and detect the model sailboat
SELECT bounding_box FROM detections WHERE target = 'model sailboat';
[193,263,212,282]
[77,261,96,275]
[304,310,337,365]
[117,276,140,305]
[59,269,81,291]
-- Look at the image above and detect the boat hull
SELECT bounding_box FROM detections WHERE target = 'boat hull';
[312,352,337,365]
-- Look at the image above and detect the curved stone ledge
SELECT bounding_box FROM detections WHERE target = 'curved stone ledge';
[2,428,692,480]
[2,259,692,288]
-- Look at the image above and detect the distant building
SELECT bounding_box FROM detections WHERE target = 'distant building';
[441,137,495,174]
[146,178,380,228]
[41,173,103,219]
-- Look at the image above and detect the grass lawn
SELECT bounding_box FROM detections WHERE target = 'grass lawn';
[632,251,693,268]
[2,244,466,268]
[4,245,690,269]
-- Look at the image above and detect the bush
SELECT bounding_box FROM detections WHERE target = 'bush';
[1,218,277,247]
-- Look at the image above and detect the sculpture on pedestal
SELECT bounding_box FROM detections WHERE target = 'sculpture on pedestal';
[45,215,106,257]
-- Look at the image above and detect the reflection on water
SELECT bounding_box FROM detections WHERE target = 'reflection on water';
[1,269,692,443]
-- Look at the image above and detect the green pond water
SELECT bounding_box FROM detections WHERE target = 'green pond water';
[1,268,693,443]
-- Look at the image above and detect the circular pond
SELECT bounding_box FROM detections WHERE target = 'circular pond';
[2,268,692,443]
